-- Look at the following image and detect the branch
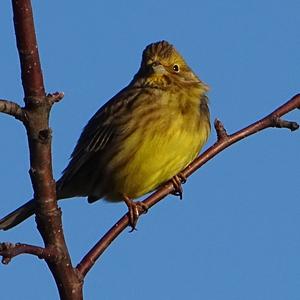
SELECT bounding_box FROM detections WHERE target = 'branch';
[77,93,300,278]
[0,99,25,121]
[0,93,63,122]
[12,0,45,98]
[0,242,54,264]
[9,1,82,299]
[47,92,65,104]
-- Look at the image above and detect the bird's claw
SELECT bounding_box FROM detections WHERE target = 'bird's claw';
[171,173,187,200]
[123,196,148,232]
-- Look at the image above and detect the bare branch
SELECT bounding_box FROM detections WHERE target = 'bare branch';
[0,242,54,264]
[214,119,229,141]
[0,99,25,121]
[12,0,45,98]
[47,92,65,104]
[10,1,82,299]
[272,116,299,131]
[0,93,63,122]
[77,93,300,278]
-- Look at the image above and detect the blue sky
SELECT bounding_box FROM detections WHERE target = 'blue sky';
[1,1,300,299]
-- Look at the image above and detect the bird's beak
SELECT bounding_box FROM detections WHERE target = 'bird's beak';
[151,62,166,74]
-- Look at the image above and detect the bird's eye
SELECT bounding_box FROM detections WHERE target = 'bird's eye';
[173,64,180,73]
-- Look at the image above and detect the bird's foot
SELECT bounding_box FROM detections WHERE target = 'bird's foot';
[171,172,187,200]
[123,196,148,232]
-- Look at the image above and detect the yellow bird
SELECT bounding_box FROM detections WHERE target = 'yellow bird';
[0,41,210,230]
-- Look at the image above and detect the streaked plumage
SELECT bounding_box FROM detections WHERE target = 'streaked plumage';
[0,41,210,230]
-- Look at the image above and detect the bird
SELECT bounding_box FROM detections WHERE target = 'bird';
[0,40,211,231]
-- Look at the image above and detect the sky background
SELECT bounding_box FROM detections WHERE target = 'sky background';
[1,1,300,299]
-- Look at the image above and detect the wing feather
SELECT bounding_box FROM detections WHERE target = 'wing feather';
[57,86,141,189]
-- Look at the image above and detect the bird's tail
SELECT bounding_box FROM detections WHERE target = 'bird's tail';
[0,199,35,231]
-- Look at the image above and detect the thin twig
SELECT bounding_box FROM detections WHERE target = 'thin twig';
[0,99,25,121]
[47,92,65,104]
[0,242,54,264]
[77,93,300,278]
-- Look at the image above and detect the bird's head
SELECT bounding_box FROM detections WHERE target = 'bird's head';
[132,41,208,91]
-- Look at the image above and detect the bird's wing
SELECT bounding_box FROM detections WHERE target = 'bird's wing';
[58,86,141,186]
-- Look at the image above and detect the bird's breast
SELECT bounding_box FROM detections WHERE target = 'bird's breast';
[101,88,210,201]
